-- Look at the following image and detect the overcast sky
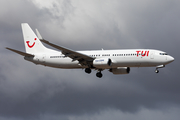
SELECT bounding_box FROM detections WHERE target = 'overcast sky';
[1,0,180,120]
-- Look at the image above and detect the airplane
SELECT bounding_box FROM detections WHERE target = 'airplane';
[6,23,174,78]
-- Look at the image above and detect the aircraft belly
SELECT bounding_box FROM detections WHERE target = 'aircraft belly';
[114,57,159,67]
[114,58,141,67]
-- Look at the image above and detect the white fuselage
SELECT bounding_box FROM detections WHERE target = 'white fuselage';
[7,23,175,78]
[25,49,174,69]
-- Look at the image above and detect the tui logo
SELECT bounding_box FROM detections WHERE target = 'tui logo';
[26,38,37,48]
[136,51,149,57]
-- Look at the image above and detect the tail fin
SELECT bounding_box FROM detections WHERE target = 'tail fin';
[21,23,49,54]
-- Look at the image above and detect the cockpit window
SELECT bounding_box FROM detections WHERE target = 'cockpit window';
[160,53,168,55]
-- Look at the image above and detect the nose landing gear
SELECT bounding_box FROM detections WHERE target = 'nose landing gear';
[155,69,159,73]
[155,65,165,73]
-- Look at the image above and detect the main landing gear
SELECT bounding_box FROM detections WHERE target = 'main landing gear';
[96,71,103,78]
[85,68,91,74]
[85,68,103,78]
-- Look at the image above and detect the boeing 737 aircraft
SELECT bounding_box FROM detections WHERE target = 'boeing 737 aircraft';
[6,23,174,78]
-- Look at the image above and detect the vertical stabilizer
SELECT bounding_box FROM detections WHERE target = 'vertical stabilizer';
[21,23,49,54]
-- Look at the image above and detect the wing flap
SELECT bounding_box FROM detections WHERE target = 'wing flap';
[6,47,34,57]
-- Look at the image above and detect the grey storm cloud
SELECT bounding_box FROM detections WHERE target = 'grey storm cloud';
[0,0,180,120]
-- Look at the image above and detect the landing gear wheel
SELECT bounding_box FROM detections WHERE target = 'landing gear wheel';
[85,68,91,74]
[155,69,159,73]
[96,72,103,78]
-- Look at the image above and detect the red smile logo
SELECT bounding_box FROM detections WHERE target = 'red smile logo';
[26,38,37,48]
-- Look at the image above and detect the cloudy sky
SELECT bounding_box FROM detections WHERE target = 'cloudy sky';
[1,0,180,120]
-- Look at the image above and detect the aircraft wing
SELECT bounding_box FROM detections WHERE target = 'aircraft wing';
[6,47,34,57]
[41,40,94,65]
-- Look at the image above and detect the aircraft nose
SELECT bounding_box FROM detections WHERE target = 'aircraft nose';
[167,56,174,63]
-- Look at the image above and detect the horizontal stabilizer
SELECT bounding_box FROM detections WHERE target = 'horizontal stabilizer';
[6,47,34,57]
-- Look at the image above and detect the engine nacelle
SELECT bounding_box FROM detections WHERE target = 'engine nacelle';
[110,67,130,74]
[93,58,112,68]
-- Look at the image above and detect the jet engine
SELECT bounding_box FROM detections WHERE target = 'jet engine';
[109,67,130,74]
[93,58,112,68]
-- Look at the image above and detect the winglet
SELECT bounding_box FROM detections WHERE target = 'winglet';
[35,29,43,40]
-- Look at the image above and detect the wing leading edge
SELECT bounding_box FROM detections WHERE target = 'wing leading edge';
[41,40,94,66]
